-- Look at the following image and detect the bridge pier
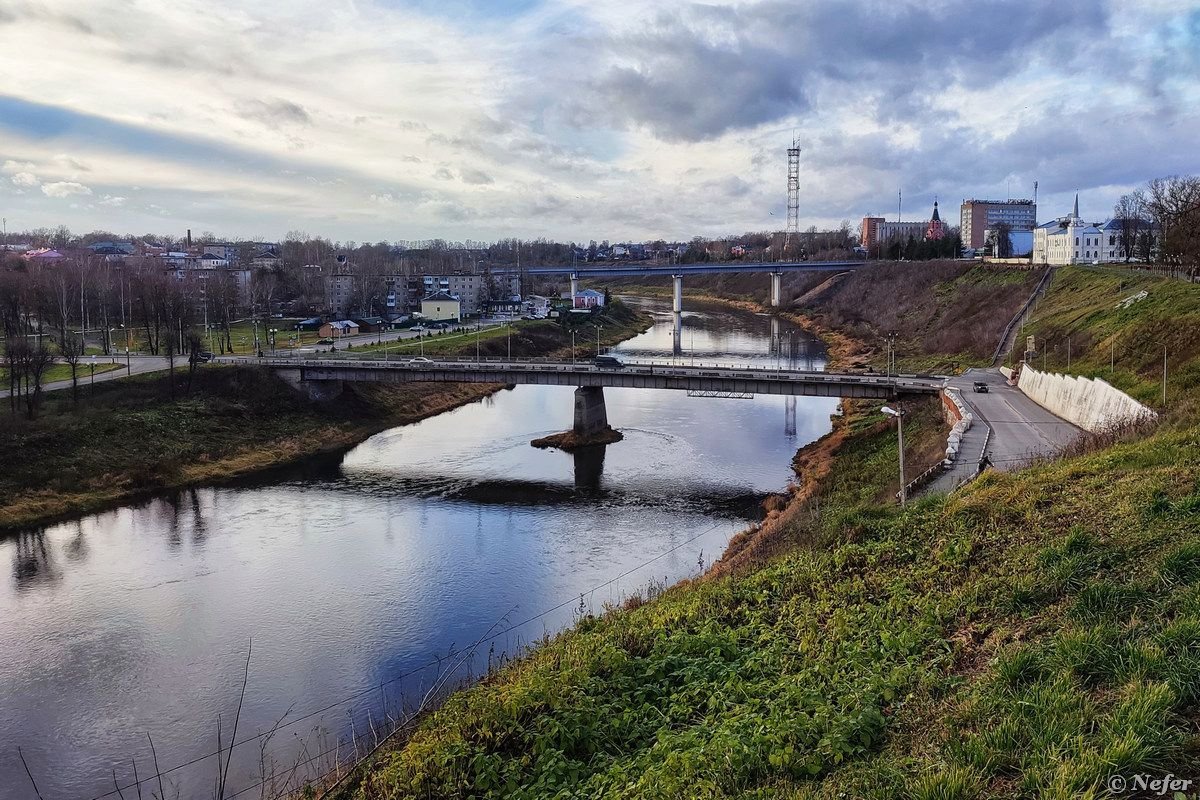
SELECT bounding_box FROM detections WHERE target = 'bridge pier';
[573,386,609,435]
[770,272,783,307]
[275,367,344,402]
[672,274,683,313]
[672,312,683,356]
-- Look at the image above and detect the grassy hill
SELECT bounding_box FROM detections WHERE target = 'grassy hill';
[340,266,1200,800]
[1019,265,1200,409]
[348,409,1200,800]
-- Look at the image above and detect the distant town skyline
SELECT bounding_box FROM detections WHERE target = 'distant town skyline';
[0,0,1197,242]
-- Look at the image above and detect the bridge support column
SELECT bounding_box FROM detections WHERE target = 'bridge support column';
[672,312,683,356]
[573,386,608,436]
[275,368,344,402]
[570,273,579,300]
[770,272,783,307]
[672,274,683,313]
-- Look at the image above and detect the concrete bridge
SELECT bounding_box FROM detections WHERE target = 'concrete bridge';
[542,261,863,309]
[269,357,942,437]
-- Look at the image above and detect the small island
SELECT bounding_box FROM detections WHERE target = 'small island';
[530,426,624,451]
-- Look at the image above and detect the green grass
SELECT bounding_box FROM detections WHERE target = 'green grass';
[1019,265,1200,407]
[343,412,1200,800]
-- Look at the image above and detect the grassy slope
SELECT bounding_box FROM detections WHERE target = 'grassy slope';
[345,269,1200,799]
[1019,265,1200,407]
[0,301,650,530]
[352,408,1200,800]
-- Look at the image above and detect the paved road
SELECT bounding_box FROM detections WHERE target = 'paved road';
[925,367,1081,497]
[0,356,171,398]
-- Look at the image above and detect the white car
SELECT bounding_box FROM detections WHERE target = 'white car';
[410,356,432,363]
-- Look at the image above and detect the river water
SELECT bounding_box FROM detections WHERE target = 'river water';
[0,299,836,800]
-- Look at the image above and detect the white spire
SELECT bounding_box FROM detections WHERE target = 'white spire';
[1072,193,1079,219]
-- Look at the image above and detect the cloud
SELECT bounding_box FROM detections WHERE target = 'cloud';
[41,181,92,197]
[98,194,125,206]
[234,98,312,129]
[0,0,1193,240]
[2,159,36,173]
[460,168,494,185]
[10,171,38,188]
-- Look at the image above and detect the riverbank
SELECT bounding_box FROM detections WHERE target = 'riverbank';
[338,271,1200,799]
[0,300,653,531]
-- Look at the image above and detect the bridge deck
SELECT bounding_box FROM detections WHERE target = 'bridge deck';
[487,260,864,278]
[265,358,943,400]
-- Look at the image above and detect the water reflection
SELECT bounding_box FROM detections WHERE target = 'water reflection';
[0,299,837,800]
[573,445,607,490]
[13,530,59,591]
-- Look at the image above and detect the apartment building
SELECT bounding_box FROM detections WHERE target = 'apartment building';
[960,199,1037,249]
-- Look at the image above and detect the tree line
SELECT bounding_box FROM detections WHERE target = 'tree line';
[1113,175,1200,264]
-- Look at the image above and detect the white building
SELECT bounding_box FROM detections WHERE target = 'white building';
[1033,195,1126,265]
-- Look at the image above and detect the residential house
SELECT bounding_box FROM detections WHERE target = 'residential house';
[318,320,359,338]
[352,316,389,333]
[421,290,461,322]
[573,288,606,309]
[250,244,282,270]
[202,243,241,263]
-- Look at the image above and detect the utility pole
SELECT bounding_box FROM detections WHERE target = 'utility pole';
[882,406,906,506]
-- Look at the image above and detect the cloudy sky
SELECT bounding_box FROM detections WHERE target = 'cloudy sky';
[0,0,1197,243]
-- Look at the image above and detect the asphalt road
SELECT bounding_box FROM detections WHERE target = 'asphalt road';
[953,368,1081,469]
[0,356,171,398]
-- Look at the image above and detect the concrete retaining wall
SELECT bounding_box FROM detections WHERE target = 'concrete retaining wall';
[1016,365,1155,432]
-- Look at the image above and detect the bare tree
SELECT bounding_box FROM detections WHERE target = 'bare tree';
[1113,189,1150,263]
[60,331,85,402]
[1147,175,1200,264]
[21,341,55,419]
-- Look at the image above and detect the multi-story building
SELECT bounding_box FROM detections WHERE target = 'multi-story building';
[874,221,928,243]
[859,217,884,249]
[960,199,1037,249]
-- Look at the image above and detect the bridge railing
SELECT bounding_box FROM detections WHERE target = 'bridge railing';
[260,356,944,390]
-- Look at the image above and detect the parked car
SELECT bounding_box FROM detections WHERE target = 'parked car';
[317,337,334,345]
[594,355,624,369]
[973,381,989,393]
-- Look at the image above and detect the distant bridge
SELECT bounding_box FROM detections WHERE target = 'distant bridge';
[491,261,867,308]
[488,260,865,278]
[269,357,942,437]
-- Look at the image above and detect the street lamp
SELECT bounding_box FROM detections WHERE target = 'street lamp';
[881,406,907,506]
[593,323,602,356]
[571,329,576,365]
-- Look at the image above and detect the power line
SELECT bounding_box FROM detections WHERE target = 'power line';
[86,518,730,800]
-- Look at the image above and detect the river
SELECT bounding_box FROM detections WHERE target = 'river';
[0,298,837,800]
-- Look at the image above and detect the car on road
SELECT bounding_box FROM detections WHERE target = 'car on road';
[193,351,216,363]
[410,356,432,363]
[594,355,624,369]
[973,381,989,393]
[317,337,334,345]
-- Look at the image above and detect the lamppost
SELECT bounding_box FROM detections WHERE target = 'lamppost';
[120,323,131,371]
[269,328,278,355]
[571,329,576,365]
[882,406,907,506]
[593,323,602,356]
